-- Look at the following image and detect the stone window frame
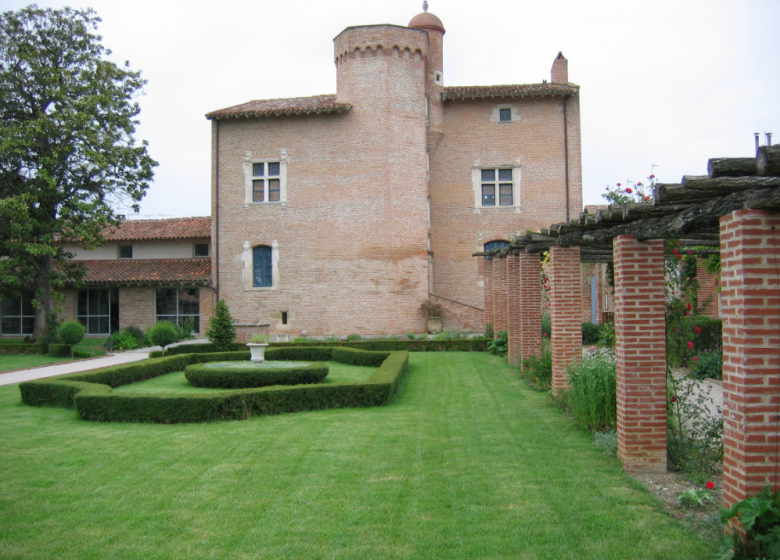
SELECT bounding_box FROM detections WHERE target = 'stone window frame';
[242,240,280,291]
[243,150,288,207]
[491,104,519,123]
[472,161,521,212]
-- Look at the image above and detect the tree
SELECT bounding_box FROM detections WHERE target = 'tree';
[147,321,181,354]
[206,300,237,351]
[0,5,157,338]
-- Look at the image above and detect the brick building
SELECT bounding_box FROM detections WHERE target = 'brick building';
[0,218,215,337]
[206,7,582,339]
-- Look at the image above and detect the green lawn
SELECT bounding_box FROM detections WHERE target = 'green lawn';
[0,337,108,373]
[0,352,713,559]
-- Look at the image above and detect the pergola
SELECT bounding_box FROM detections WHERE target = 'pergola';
[477,145,780,509]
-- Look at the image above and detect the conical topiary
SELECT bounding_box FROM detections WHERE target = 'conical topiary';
[206,299,237,351]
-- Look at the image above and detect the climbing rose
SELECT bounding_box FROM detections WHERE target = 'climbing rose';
[670,396,677,403]
[687,341,694,349]
[644,196,651,201]
[617,183,621,187]
[673,248,678,254]
[687,302,692,311]
[688,250,693,255]
[649,174,655,179]
[695,327,701,335]
[677,254,683,260]
[625,187,633,194]
[706,481,715,490]
[637,182,643,187]
[693,356,699,361]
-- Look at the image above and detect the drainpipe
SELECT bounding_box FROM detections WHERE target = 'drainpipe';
[215,119,220,301]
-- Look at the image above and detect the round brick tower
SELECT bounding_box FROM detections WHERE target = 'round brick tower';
[409,8,445,150]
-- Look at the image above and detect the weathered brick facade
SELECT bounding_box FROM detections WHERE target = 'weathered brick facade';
[549,246,582,393]
[208,9,581,337]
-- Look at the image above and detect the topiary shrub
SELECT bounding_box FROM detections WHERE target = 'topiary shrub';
[58,321,86,346]
[206,299,236,351]
[48,343,72,358]
[147,321,181,353]
[185,361,328,388]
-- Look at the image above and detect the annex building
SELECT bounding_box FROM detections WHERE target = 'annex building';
[1,7,582,339]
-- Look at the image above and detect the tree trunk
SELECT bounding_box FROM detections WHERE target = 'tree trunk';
[32,255,54,340]
[707,157,757,178]
[757,145,780,177]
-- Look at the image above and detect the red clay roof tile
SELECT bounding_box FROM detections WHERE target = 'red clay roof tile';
[103,217,211,241]
[206,95,352,120]
[442,83,578,101]
[78,259,211,286]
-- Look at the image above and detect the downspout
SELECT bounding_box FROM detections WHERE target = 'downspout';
[215,119,220,301]
[563,95,570,223]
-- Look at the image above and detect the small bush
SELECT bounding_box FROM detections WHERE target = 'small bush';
[147,321,182,352]
[567,353,616,432]
[487,329,507,356]
[581,322,601,345]
[206,299,237,351]
[593,429,617,455]
[123,326,149,347]
[521,336,551,389]
[484,322,494,340]
[689,349,722,380]
[58,321,86,346]
[0,343,46,356]
[598,321,615,347]
[111,330,139,351]
[48,343,72,358]
[73,350,92,359]
[346,334,362,341]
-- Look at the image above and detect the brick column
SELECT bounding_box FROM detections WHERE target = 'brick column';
[506,253,521,366]
[484,258,494,334]
[720,210,780,507]
[549,246,582,394]
[613,235,667,474]
[519,252,542,362]
[494,257,508,333]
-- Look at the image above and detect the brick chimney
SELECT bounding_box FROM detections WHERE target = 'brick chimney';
[551,52,568,84]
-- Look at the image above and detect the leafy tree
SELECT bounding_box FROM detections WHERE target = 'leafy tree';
[0,5,157,338]
[206,299,237,351]
[147,321,181,354]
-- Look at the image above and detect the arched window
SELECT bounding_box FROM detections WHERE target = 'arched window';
[484,240,510,259]
[253,245,272,287]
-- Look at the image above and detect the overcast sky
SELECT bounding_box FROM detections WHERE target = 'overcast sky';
[5,0,780,219]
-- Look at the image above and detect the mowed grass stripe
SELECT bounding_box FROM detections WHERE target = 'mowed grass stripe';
[0,352,712,559]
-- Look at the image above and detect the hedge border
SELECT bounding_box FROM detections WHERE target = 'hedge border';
[185,361,329,389]
[152,338,488,358]
[0,343,46,356]
[19,347,408,424]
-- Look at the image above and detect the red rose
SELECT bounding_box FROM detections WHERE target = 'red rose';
[670,397,676,403]
[677,255,682,260]
[687,341,694,349]
[688,251,693,255]
[644,196,651,201]
[673,249,678,254]
[649,174,655,179]
[695,327,701,334]
[706,481,714,490]
[637,182,643,187]
[687,302,692,311]
[625,188,633,194]
[693,356,698,361]
[617,183,621,187]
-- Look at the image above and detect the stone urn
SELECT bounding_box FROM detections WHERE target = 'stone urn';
[246,343,269,363]
[427,316,442,334]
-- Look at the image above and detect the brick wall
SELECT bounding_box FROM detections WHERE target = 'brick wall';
[484,257,494,331]
[613,235,667,474]
[697,261,720,319]
[720,209,780,507]
[506,254,521,365]
[493,257,507,333]
[119,287,156,331]
[519,252,542,362]
[549,246,582,393]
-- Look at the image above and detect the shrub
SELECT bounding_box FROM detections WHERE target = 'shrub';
[487,329,507,356]
[48,343,72,358]
[688,349,722,380]
[111,330,139,351]
[185,361,329,388]
[58,321,85,346]
[346,334,362,341]
[484,322,494,339]
[541,314,551,338]
[598,321,615,347]
[40,311,61,348]
[593,429,617,455]
[206,299,236,351]
[521,336,551,389]
[0,343,46,356]
[73,350,92,359]
[721,486,780,560]
[581,322,601,345]
[567,353,616,432]
[147,321,182,352]
[123,325,149,347]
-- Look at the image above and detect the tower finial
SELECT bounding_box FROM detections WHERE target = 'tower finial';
[423,1,428,12]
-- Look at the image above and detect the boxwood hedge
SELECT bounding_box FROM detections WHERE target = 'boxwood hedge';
[185,361,329,389]
[19,347,408,424]
[0,343,46,356]
[152,338,487,357]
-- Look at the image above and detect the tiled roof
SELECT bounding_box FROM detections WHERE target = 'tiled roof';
[442,83,578,101]
[103,217,211,241]
[77,259,212,286]
[206,95,352,120]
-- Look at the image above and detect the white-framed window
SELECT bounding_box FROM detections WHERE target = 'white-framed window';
[472,164,521,210]
[243,151,288,206]
[1,291,35,335]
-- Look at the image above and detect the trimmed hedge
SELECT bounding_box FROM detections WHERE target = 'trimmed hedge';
[48,344,72,358]
[153,338,489,357]
[19,348,409,424]
[0,343,46,356]
[185,361,329,389]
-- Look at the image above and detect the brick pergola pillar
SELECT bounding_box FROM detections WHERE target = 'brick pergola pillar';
[720,209,780,507]
[519,252,542,362]
[506,253,521,366]
[494,257,508,333]
[484,257,494,334]
[549,246,582,394]
[613,235,667,474]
